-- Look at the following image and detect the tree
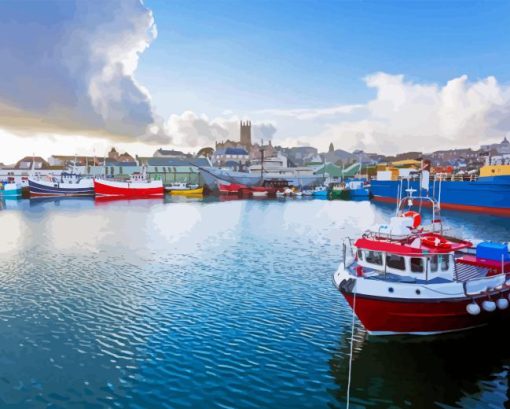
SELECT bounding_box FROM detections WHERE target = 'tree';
[196,147,214,158]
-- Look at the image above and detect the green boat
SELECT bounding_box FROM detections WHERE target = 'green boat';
[330,184,350,200]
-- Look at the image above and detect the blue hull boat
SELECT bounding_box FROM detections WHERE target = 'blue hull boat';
[29,178,94,197]
[0,182,22,198]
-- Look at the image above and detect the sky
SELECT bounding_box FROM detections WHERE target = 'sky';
[1,0,510,164]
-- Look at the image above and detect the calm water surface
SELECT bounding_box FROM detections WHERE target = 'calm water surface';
[1,197,510,408]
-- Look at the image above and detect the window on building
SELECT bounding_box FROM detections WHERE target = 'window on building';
[410,258,424,273]
[364,251,383,266]
[386,254,406,270]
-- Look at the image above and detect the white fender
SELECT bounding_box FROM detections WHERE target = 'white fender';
[482,300,496,312]
[466,303,481,316]
[497,298,509,310]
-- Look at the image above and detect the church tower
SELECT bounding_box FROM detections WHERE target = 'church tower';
[240,121,252,148]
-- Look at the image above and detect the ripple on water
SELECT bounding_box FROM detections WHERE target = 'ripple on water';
[1,198,510,408]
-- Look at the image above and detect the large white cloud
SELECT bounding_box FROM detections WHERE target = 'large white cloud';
[0,0,169,143]
[269,73,510,154]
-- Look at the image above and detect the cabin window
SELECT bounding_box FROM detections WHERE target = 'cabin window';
[357,250,363,261]
[386,254,406,271]
[430,256,439,273]
[410,258,424,273]
[364,251,383,266]
[440,255,450,271]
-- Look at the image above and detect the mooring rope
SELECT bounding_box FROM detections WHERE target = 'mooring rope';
[346,284,356,409]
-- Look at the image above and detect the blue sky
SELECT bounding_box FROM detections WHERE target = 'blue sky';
[139,0,510,116]
[1,0,510,163]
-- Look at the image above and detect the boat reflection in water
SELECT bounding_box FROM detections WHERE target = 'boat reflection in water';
[94,195,164,206]
[164,194,206,204]
[330,325,510,408]
[1,197,23,210]
[29,196,95,209]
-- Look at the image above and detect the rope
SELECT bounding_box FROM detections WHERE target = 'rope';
[346,284,357,409]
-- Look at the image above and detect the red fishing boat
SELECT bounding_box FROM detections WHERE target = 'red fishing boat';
[94,172,163,198]
[334,191,510,335]
[218,182,247,195]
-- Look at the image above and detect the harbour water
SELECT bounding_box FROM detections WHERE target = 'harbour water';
[1,197,510,408]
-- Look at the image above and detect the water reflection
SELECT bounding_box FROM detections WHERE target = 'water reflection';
[330,325,510,408]
[29,196,95,209]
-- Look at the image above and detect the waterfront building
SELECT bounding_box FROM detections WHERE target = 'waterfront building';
[153,148,191,159]
[315,162,362,181]
[14,156,51,170]
[276,146,318,166]
[48,155,101,167]
[214,120,278,163]
[240,121,252,148]
[212,147,250,169]
[0,156,56,184]
[140,157,211,186]
[481,136,510,155]
[107,147,136,163]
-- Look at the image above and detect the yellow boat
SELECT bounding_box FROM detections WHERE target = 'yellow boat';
[169,187,204,196]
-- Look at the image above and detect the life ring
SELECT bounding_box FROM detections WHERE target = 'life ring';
[422,235,451,249]
[403,211,422,229]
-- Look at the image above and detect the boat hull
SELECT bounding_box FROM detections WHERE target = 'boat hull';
[341,291,510,335]
[330,189,349,200]
[312,190,328,198]
[349,188,370,199]
[169,187,204,196]
[218,183,247,194]
[0,183,22,197]
[200,167,324,190]
[29,179,94,197]
[94,179,164,198]
[371,179,510,216]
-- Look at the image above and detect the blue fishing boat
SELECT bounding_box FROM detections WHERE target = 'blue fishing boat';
[29,173,94,197]
[0,181,22,198]
[346,178,370,199]
[370,164,510,216]
[312,186,329,198]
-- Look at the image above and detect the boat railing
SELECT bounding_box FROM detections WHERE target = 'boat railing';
[433,174,479,182]
[398,174,478,182]
[462,273,506,297]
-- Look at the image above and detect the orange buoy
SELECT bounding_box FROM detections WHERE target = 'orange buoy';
[422,235,451,250]
[403,211,422,229]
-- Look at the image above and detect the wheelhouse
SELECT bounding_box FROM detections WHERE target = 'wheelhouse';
[355,247,455,281]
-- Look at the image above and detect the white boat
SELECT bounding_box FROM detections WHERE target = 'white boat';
[198,154,323,190]
[165,182,199,191]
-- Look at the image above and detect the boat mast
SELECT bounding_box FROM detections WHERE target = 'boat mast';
[31,152,36,179]
[259,139,265,185]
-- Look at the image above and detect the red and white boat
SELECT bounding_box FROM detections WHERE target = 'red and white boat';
[218,182,247,194]
[334,193,510,336]
[94,172,163,198]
